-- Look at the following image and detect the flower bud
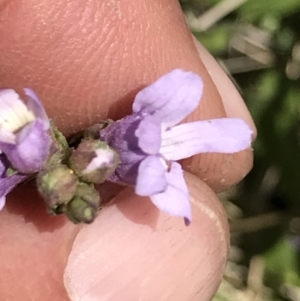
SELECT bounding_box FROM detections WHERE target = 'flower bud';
[69,139,119,184]
[63,183,100,224]
[37,165,78,209]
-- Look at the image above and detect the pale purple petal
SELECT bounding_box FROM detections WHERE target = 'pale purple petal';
[24,88,50,130]
[0,127,15,144]
[0,156,6,174]
[136,155,167,196]
[135,115,162,154]
[0,155,28,210]
[100,114,147,185]
[0,173,28,209]
[133,69,203,129]
[84,148,116,173]
[100,114,143,159]
[0,89,35,132]
[0,196,5,210]
[0,89,22,109]
[160,118,253,161]
[0,120,52,173]
[108,161,141,185]
[150,162,192,224]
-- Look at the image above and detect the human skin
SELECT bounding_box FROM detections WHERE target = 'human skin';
[0,0,255,301]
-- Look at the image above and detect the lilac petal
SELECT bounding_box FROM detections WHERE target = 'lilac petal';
[24,88,50,130]
[133,69,203,129]
[84,148,116,173]
[0,89,23,109]
[100,114,150,185]
[150,162,192,223]
[0,173,28,210]
[0,196,5,210]
[0,89,35,132]
[0,127,15,144]
[135,115,161,155]
[160,118,253,161]
[0,155,28,210]
[135,155,168,196]
[0,156,5,174]
[100,114,143,158]
[108,161,141,186]
[0,120,52,173]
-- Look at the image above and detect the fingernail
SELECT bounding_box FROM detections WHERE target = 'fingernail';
[192,36,257,138]
[64,175,229,301]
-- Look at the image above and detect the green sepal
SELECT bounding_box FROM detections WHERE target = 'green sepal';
[5,166,18,177]
[46,121,72,168]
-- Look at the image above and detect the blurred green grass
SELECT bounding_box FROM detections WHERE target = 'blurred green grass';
[180,0,300,300]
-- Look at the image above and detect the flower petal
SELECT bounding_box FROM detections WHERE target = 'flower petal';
[135,115,161,154]
[0,120,52,173]
[133,69,203,129]
[150,162,192,224]
[100,114,143,156]
[135,155,168,196]
[0,173,28,210]
[100,114,147,185]
[0,127,16,144]
[0,154,28,210]
[108,160,141,186]
[0,89,35,132]
[0,196,5,210]
[24,88,50,130]
[84,148,117,173]
[0,155,5,174]
[160,118,253,161]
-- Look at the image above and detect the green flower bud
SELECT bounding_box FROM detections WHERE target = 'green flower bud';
[37,165,78,209]
[63,183,101,224]
[65,197,97,223]
[69,139,119,184]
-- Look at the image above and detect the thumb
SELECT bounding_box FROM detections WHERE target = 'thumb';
[64,172,229,301]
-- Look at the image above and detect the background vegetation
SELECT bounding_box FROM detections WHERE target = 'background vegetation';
[180,0,300,300]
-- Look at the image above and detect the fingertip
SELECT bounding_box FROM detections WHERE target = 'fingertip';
[64,173,229,301]
[185,147,254,193]
[192,36,257,137]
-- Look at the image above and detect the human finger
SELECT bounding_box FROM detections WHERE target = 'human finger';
[0,0,253,192]
[64,172,229,301]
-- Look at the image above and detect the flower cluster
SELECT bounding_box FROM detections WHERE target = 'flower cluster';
[0,89,118,223]
[0,69,253,225]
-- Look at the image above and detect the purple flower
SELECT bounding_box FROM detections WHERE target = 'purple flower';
[0,89,52,208]
[100,69,253,224]
[0,154,28,210]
